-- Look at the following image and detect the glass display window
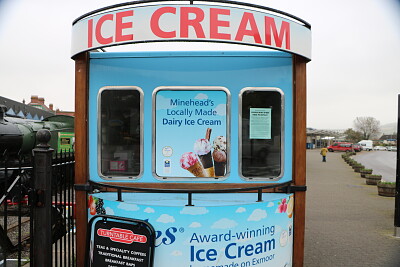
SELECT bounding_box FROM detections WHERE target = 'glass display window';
[153,86,230,180]
[239,87,284,180]
[98,86,143,179]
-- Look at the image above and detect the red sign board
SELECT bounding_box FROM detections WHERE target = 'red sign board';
[89,216,155,267]
[97,227,148,244]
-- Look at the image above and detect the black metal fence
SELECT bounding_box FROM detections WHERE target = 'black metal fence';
[0,131,76,266]
[50,150,76,267]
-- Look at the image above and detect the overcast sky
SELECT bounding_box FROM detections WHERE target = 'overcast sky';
[0,0,399,130]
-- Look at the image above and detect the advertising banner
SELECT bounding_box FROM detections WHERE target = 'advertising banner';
[88,215,155,267]
[71,4,311,59]
[154,88,229,179]
[88,193,294,267]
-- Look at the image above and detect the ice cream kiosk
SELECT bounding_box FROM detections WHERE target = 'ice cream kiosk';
[71,1,311,266]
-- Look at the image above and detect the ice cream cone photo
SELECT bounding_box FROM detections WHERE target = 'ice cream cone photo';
[213,150,226,177]
[187,161,206,177]
[194,128,215,177]
[180,152,205,177]
[196,147,215,177]
[213,135,227,153]
[212,136,227,177]
[202,162,215,177]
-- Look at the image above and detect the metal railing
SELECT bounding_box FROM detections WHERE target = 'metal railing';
[0,153,32,267]
[0,129,76,267]
[86,180,296,207]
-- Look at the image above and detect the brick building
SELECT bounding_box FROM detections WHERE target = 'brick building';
[0,95,74,120]
[27,95,74,117]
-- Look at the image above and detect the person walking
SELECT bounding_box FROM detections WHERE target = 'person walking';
[320,146,328,162]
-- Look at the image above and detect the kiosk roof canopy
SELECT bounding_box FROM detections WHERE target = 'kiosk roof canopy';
[71,0,311,60]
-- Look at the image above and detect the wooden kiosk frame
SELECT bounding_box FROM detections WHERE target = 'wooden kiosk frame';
[72,1,310,266]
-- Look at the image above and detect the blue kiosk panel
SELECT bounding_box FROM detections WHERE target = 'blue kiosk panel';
[88,192,294,267]
[88,51,293,183]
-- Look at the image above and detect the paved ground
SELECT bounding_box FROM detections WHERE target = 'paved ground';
[304,149,400,267]
[354,151,396,182]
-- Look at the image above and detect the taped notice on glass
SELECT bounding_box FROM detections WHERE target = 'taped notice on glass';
[249,108,271,139]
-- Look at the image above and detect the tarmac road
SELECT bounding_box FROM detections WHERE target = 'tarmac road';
[304,149,400,267]
[353,151,396,182]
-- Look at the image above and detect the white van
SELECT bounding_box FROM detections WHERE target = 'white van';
[357,140,373,151]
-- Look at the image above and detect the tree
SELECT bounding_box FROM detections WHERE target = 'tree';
[353,117,381,140]
[344,128,364,143]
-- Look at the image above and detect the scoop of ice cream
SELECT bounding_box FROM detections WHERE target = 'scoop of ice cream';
[194,139,212,155]
[213,150,226,163]
[213,136,226,152]
[180,152,199,170]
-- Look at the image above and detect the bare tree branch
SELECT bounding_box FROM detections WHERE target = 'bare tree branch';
[353,117,381,139]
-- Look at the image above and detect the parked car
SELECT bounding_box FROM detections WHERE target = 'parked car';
[387,146,397,151]
[373,146,387,151]
[357,140,373,151]
[352,144,362,152]
[327,142,353,152]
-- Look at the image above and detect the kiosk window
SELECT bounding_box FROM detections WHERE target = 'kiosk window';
[240,88,283,179]
[153,87,229,180]
[99,87,142,178]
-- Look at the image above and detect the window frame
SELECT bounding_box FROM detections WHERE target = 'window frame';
[97,86,144,180]
[238,87,285,181]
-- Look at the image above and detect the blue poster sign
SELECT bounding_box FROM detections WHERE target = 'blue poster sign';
[154,88,229,179]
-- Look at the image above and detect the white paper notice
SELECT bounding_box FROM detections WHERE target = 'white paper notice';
[249,108,271,139]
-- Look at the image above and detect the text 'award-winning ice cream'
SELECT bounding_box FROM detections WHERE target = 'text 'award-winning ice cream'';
[180,152,205,177]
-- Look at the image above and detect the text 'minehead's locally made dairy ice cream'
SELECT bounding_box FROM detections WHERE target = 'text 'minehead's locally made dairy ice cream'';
[180,152,205,177]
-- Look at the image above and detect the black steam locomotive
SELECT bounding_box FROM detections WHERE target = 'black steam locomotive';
[0,105,74,157]
[0,104,74,198]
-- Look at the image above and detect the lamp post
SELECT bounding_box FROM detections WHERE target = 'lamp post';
[395,94,400,237]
